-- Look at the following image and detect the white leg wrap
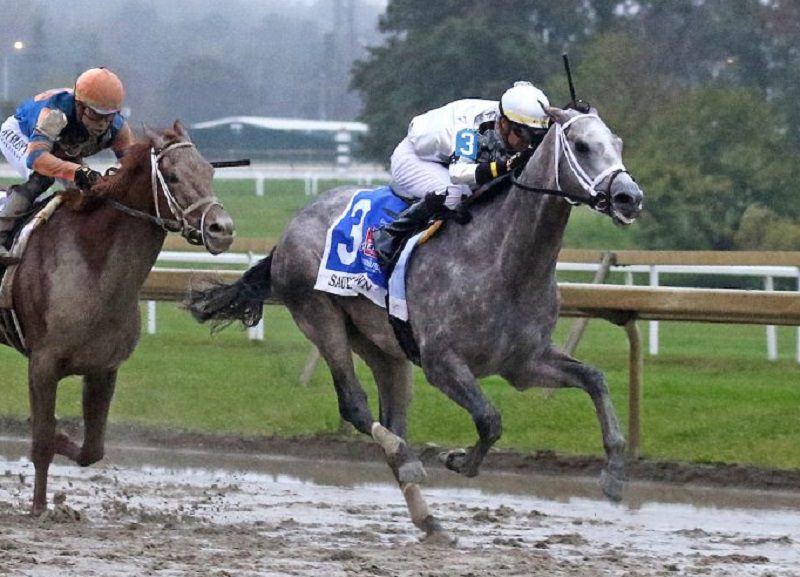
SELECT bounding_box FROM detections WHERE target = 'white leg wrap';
[402,482,430,526]
[371,421,402,456]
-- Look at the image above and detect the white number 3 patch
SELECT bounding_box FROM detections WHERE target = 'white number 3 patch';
[454,129,478,160]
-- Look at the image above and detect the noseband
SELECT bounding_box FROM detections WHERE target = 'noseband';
[510,113,630,213]
[107,141,223,249]
[149,142,223,247]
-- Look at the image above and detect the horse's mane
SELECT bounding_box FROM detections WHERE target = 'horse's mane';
[96,126,182,197]
[467,176,513,209]
[62,126,181,211]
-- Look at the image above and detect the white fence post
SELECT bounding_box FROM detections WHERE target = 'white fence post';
[246,252,265,341]
[649,266,659,355]
[764,276,778,360]
[256,177,264,197]
[147,300,156,335]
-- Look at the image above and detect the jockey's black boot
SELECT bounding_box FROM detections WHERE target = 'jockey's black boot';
[373,192,446,267]
[0,173,53,264]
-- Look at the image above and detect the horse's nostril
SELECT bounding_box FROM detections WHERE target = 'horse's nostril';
[613,192,637,207]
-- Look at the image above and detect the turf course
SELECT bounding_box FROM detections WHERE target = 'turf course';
[0,178,798,469]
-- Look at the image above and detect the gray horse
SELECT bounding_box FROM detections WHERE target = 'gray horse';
[1,121,235,516]
[186,106,643,539]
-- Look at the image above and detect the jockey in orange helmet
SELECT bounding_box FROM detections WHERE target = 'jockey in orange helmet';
[0,67,136,260]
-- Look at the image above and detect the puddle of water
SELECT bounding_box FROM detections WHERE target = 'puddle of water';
[3,434,799,512]
[2,435,800,576]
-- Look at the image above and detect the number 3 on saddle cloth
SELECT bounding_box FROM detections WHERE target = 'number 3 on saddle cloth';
[314,186,437,361]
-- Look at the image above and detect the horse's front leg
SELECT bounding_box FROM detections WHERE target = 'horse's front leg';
[53,369,117,466]
[28,358,60,516]
[78,369,117,466]
[422,350,502,478]
[504,346,626,501]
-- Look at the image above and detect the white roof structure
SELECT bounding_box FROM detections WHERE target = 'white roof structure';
[191,116,368,133]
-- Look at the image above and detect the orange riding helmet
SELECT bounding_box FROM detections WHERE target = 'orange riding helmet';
[74,67,125,115]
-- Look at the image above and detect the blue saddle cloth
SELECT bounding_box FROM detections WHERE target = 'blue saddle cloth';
[314,186,410,307]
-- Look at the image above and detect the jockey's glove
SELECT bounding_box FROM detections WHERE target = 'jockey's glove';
[74,166,102,191]
[505,146,535,174]
[474,146,535,185]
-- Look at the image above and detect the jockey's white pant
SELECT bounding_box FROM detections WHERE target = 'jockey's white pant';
[390,137,471,210]
[0,116,32,179]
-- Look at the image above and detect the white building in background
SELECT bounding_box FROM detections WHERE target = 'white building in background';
[190,116,369,167]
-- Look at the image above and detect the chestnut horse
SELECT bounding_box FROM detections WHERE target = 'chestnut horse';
[0,120,235,515]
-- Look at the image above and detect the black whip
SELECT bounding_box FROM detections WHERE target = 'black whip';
[210,159,251,168]
[563,52,577,103]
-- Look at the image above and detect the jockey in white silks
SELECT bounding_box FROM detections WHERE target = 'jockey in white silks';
[373,81,552,264]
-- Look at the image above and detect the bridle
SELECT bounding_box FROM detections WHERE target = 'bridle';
[106,140,223,249]
[509,113,630,215]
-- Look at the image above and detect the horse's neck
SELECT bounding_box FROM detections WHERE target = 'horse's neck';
[78,161,167,283]
[106,157,156,212]
[496,132,571,283]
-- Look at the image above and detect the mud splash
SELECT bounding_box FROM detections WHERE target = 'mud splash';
[1,437,799,576]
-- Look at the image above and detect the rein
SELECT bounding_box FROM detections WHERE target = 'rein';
[106,141,223,249]
[509,113,629,212]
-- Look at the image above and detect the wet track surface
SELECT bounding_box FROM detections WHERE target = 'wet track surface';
[1,436,799,576]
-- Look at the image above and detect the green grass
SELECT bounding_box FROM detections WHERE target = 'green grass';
[2,178,798,470]
[1,303,798,469]
[215,178,388,239]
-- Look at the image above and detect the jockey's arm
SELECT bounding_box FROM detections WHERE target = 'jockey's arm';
[450,158,508,187]
[110,119,136,159]
[449,160,479,186]
[27,111,136,182]
[26,108,80,182]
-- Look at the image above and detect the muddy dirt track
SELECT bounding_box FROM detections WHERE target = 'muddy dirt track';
[1,423,799,577]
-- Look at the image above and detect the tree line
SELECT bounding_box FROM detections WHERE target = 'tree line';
[351,0,800,250]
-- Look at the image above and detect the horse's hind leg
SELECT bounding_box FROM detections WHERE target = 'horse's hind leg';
[291,299,445,539]
[290,298,406,449]
[290,298,376,432]
[27,357,60,516]
[422,350,502,478]
[504,346,626,501]
[355,341,447,539]
[353,338,425,480]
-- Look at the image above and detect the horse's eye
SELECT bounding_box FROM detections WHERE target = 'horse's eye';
[167,174,180,184]
[575,140,591,154]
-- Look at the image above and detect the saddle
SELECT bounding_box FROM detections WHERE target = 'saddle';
[0,192,61,261]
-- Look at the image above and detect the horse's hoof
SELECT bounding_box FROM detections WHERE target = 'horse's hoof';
[419,516,458,547]
[422,530,458,547]
[438,449,467,473]
[30,503,47,518]
[398,460,427,484]
[54,431,81,462]
[600,468,624,502]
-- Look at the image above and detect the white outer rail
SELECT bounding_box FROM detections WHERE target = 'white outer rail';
[148,252,800,362]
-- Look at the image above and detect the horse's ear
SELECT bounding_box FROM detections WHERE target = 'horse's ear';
[543,104,571,125]
[174,119,191,141]
[143,124,165,149]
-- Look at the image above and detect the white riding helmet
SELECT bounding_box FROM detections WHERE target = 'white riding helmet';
[500,81,550,130]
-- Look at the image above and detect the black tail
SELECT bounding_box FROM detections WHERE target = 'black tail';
[184,253,273,332]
